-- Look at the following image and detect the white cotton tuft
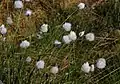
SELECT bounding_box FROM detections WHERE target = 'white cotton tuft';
[78,3,85,9]
[85,33,95,41]
[90,64,95,72]
[54,40,61,45]
[50,66,59,74]
[40,24,48,33]
[36,60,45,69]
[26,57,32,63]
[25,10,32,16]
[6,17,13,25]
[96,58,106,69]
[79,31,85,37]
[63,35,72,44]
[0,24,7,35]
[81,62,91,73]
[68,31,77,41]
[20,40,30,48]
[63,22,72,31]
[14,1,23,9]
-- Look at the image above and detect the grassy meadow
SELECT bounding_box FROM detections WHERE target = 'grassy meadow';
[0,0,120,84]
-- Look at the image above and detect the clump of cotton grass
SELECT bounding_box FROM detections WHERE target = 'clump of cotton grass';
[79,31,85,37]
[96,58,106,69]
[40,24,48,33]
[81,62,91,73]
[26,57,32,63]
[25,10,32,16]
[0,24,7,35]
[6,17,13,25]
[63,22,72,31]
[50,66,59,74]
[36,60,45,69]
[78,3,85,9]
[68,31,77,41]
[62,35,72,44]
[85,33,95,41]
[90,64,95,72]
[20,40,30,48]
[14,0,23,9]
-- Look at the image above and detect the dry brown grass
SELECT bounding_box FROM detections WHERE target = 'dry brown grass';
[58,0,104,8]
[0,0,104,43]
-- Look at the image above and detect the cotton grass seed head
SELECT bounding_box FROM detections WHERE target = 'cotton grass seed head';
[81,62,91,73]
[96,58,106,69]
[79,31,85,37]
[36,60,45,69]
[25,10,32,16]
[50,66,59,74]
[78,3,85,9]
[90,64,95,72]
[6,17,13,25]
[14,1,23,9]
[54,40,62,48]
[85,33,95,41]
[63,35,72,44]
[54,40,61,45]
[40,24,48,33]
[20,40,30,48]
[26,57,32,63]
[0,24,7,35]
[68,31,77,41]
[63,22,72,31]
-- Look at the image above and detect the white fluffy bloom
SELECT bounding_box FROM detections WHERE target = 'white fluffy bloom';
[14,1,23,9]
[96,58,106,69]
[20,40,30,48]
[90,64,95,72]
[63,22,72,31]
[36,60,45,69]
[81,62,91,73]
[63,35,72,44]
[40,24,48,33]
[68,31,77,41]
[6,17,13,25]
[79,31,85,37]
[85,33,95,41]
[54,40,61,45]
[78,3,85,9]
[26,57,32,62]
[0,24,7,35]
[25,10,32,16]
[50,66,59,74]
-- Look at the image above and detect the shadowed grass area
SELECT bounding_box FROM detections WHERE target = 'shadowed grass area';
[0,0,120,84]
